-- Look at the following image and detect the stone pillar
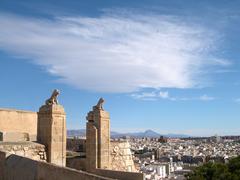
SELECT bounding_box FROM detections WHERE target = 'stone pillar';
[37,104,66,166]
[96,110,110,169]
[86,98,110,172]
[86,117,98,172]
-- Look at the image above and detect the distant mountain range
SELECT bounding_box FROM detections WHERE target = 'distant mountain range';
[67,129,190,138]
[67,129,86,137]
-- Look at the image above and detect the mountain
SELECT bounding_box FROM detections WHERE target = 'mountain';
[166,133,191,138]
[144,129,161,137]
[113,129,161,138]
[67,129,85,137]
[67,129,190,138]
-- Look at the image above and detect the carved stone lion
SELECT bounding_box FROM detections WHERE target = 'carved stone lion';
[94,97,104,110]
[45,89,60,105]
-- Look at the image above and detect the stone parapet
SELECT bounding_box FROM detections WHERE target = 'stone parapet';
[95,168,144,180]
[0,153,115,180]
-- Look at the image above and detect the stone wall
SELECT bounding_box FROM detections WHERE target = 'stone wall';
[67,138,86,152]
[110,141,136,172]
[95,169,144,180]
[0,132,30,142]
[66,156,86,171]
[0,152,115,180]
[0,109,37,141]
[66,139,137,173]
[0,142,46,161]
[66,140,139,179]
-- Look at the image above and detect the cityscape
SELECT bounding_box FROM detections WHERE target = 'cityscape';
[1,0,240,180]
[66,129,240,179]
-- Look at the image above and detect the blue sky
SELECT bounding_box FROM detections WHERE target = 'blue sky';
[0,0,240,136]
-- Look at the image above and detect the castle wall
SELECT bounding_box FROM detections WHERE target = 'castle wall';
[67,140,137,173]
[0,152,114,180]
[110,141,136,172]
[67,138,86,152]
[0,142,46,161]
[95,169,144,180]
[66,156,86,171]
[0,109,37,141]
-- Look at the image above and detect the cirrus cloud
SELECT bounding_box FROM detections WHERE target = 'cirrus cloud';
[0,11,229,93]
[131,90,215,101]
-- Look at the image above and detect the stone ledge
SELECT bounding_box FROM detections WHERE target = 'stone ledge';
[0,141,45,146]
[0,108,36,114]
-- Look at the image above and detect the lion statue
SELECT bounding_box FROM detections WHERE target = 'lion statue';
[94,97,104,110]
[45,89,60,105]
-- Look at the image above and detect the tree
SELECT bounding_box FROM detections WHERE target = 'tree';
[227,156,240,178]
[186,156,240,180]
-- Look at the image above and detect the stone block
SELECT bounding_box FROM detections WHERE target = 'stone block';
[0,132,30,142]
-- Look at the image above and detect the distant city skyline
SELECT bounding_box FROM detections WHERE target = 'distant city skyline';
[0,0,240,136]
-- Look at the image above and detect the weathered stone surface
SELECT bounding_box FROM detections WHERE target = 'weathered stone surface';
[66,156,87,171]
[1,153,112,180]
[0,132,30,142]
[67,138,86,152]
[86,122,98,172]
[110,141,136,172]
[45,89,60,106]
[0,109,37,141]
[86,98,110,172]
[37,104,66,166]
[85,98,138,175]
[0,141,46,161]
[95,169,144,180]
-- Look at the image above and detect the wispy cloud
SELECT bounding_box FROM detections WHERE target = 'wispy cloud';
[235,98,240,103]
[0,11,229,93]
[159,91,169,99]
[131,90,215,101]
[130,92,160,101]
[199,94,215,101]
[131,91,174,101]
